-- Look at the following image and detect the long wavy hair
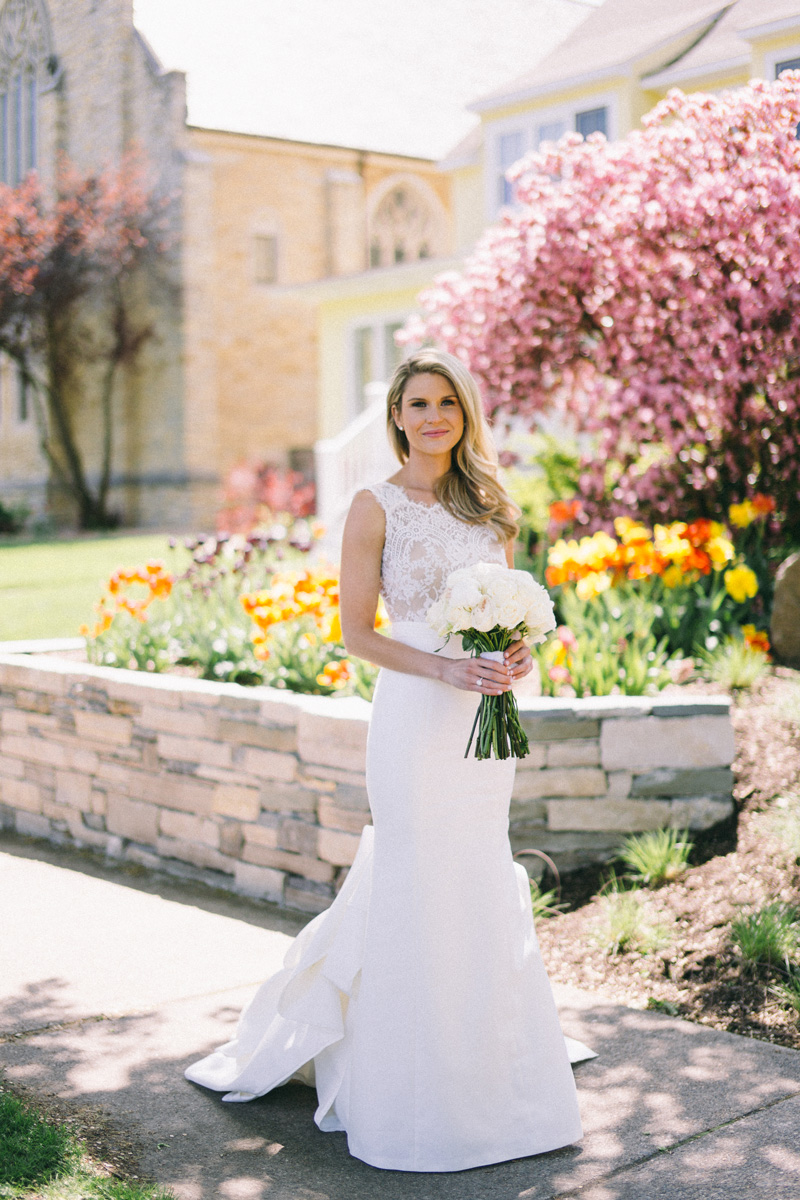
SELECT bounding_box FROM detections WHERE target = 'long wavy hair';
[385,349,519,544]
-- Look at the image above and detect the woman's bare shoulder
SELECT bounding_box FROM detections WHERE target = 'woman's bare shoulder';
[344,487,387,540]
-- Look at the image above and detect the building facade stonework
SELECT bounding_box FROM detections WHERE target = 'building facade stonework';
[0,0,452,529]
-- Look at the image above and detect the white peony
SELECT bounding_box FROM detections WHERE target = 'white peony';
[426,561,555,642]
[425,595,451,638]
[523,581,557,643]
[468,594,498,632]
[487,572,528,629]
[448,575,484,613]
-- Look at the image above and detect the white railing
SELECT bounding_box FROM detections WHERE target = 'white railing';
[314,384,397,556]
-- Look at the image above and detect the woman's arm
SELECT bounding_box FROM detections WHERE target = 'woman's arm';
[339,491,512,695]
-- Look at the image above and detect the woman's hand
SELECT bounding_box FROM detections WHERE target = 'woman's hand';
[439,655,513,695]
[504,635,533,682]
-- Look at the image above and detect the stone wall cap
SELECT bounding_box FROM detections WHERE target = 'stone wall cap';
[517,695,653,719]
[649,696,730,717]
[0,655,728,724]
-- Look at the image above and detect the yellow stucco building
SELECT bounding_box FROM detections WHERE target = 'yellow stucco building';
[308,0,800,532]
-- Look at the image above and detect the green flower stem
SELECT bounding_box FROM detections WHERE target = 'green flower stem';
[461,625,531,762]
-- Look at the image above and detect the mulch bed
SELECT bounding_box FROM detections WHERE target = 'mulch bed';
[537,668,800,1049]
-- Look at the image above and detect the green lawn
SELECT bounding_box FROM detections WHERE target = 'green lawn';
[0,534,177,641]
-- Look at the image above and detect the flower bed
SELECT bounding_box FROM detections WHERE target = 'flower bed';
[0,653,735,913]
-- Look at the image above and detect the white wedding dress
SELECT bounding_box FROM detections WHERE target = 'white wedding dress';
[185,481,595,1172]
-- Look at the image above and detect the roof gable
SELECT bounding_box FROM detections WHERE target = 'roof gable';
[471,0,728,110]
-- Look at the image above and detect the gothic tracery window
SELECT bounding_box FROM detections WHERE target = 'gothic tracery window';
[368,183,442,269]
[0,0,57,185]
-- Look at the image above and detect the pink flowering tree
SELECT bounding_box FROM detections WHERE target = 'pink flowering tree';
[0,153,169,529]
[406,75,800,537]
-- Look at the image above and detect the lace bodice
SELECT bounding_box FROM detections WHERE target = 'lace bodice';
[365,481,508,623]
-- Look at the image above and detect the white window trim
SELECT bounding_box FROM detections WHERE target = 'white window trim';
[765,42,800,79]
[485,91,619,220]
[346,310,411,423]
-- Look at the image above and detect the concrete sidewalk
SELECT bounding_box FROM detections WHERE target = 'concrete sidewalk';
[2,832,800,1200]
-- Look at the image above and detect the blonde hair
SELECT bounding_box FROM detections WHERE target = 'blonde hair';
[385,349,519,544]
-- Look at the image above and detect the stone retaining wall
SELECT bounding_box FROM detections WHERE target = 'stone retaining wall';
[0,654,736,912]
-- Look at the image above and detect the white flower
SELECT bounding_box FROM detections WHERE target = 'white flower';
[469,594,499,632]
[426,596,451,638]
[426,561,555,642]
[523,581,557,643]
[448,575,484,613]
[488,572,527,628]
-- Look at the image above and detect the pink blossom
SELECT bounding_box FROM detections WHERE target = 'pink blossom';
[407,76,800,535]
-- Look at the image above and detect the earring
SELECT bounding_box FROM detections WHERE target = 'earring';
[398,425,404,431]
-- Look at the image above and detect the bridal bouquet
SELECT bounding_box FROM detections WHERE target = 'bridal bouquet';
[426,562,556,761]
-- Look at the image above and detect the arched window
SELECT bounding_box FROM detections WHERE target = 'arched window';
[0,0,58,185]
[368,180,444,269]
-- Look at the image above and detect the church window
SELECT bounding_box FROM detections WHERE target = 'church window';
[16,363,28,421]
[0,0,56,185]
[253,234,278,284]
[368,182,442,269]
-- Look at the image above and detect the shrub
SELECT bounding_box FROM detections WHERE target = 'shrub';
[617,828,693,888]
[0,499,28,535]
[700,634,770,691]
[729,903,800,971]
[217,460,316,534]
[529,879,566,921]
[83,534,385,700]
[767,798,800,866]
[407,75,800,541]
[545,507,774,659]
[772,969,800,1017]
[537,589,671,697]
[591,878,671,956]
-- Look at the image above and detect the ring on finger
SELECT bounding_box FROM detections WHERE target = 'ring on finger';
[476,676,483,687]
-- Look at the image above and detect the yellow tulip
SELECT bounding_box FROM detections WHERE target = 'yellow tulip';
[724,564,758,603]
[706,536,734,569]
[576,571,612,601]
[728,500,756,528]
[661,565,683,589]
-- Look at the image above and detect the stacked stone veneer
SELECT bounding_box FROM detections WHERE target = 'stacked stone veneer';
[0,654,735,913]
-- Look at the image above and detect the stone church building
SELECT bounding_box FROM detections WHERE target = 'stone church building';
[0,0,453,527]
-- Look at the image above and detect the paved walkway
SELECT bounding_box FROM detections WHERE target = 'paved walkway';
[2,832,800,1200]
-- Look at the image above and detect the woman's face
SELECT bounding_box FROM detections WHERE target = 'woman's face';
[395,372,465,459]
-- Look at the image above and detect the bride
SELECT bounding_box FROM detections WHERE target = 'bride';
[185,348,594,1172]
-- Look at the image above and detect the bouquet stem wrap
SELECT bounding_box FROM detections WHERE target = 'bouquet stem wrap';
[463,640,529,761]
[426,561,556,763]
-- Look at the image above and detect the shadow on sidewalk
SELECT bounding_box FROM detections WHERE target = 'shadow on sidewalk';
[2,980,800,1200]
